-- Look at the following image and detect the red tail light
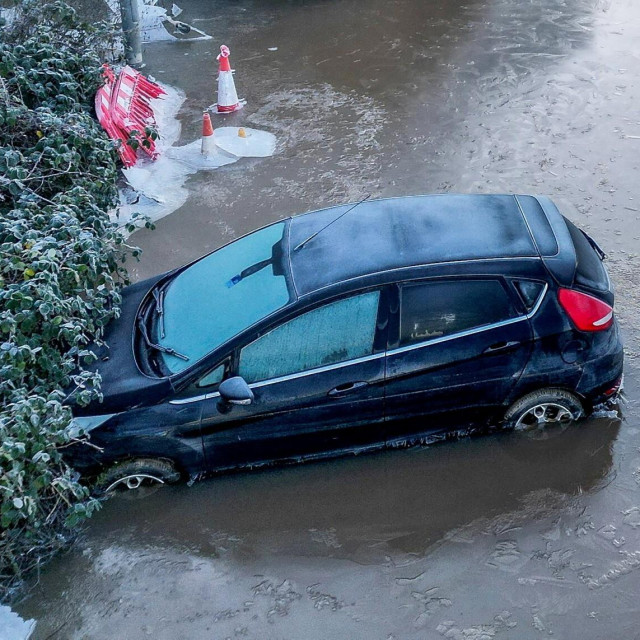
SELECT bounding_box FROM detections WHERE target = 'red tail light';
[558,288,614,332]
[604,376,623,397]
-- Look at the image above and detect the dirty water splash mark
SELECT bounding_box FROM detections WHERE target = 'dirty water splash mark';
[411,587,452,629]
[583,549,640,589]
[252,578,302,620]
[306,584,344,611]
[436,610,517,639]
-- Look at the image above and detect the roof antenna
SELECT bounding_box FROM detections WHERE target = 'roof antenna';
[293,194,371,253]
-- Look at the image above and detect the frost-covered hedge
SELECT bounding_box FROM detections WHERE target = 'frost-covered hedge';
[0,1,130,598]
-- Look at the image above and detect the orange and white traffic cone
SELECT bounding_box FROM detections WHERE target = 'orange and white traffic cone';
[215,45,244,113]
[201,111,215,155]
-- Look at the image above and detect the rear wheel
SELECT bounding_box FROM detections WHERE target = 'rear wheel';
[100,458,181,495]
[503,389,583,440]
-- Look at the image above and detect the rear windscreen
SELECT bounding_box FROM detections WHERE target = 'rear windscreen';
[563,217,609,292]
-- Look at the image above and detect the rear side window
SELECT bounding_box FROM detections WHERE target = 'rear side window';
[514,280,545,311]
[400,280,517,347]
[564,218,609,292]
[239,291,380,383]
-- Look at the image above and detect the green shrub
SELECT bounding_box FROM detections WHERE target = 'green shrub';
[1,1,132,599]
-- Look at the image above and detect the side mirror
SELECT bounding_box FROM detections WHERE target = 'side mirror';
[217,376,254,413]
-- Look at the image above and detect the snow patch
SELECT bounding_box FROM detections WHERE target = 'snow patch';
[0,6,18,28]
[0,604,35,640]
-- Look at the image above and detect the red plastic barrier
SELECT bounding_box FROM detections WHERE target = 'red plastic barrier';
[95,65,166,168]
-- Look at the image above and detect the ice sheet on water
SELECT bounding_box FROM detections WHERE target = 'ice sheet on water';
[114,90,276,224]
[122,155,189,214]
[121,144,239,227]
[0,604,35,640]
[166,140,239,169]
[152,83,185,144]
[141,3,180,42]
[114,82,187,227]
[104,0,211,42]
[591,405,620,419]
[115,84,276,228]
[214,128,277,158]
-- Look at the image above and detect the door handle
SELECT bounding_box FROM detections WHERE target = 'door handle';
[483,340,520,354]
[328,381,369,397]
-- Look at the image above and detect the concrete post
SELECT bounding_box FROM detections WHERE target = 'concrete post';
[119,0,142,66]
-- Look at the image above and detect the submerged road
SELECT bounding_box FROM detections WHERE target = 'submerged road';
[17,0,640,637]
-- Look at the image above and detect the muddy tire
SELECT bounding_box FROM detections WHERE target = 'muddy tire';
[100,458,181,494]
[503,389,584,440]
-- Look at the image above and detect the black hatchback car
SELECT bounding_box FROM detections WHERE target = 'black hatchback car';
[68,194,623,491]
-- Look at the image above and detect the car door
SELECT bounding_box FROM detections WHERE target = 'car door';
[197,289,389,469]
[384,277,533,442]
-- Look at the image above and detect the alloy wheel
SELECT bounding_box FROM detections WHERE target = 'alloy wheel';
[105,473,166,493]
[514,402,575,432]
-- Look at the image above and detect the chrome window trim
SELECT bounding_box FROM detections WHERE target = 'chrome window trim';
[170,284,547,406]
[170,352,385,405]
[387,282,547,358]
[170,391,220,405]
[523,281,548,317]
[388,316,526,357]
[249,351,385,389]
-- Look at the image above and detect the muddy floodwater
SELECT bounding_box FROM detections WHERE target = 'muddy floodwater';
[14,0,640,637]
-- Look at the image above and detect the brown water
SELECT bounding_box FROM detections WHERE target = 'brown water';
[15,0,640,637]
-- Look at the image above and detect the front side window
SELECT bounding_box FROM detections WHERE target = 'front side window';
[400,280,517,347]
[239,291,380,383]
[196,364,225,388]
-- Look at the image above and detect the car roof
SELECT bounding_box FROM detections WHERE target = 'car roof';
[287,194,558,296]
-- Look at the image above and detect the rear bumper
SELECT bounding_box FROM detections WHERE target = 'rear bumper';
[576,321,624,405]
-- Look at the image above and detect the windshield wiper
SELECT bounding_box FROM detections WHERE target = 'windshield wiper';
[137,318,189,362]
[226,258,272,288]
[152,286,166,338]
[225,238,287,288]
[580,228,607,260]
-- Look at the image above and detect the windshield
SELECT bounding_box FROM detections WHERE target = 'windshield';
[156,222,291,374]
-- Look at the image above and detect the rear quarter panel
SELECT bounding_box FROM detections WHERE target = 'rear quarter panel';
[506,286,584,404]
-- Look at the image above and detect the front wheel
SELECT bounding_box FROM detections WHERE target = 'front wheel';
[100,458,181,496]
[503,389,583,440]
